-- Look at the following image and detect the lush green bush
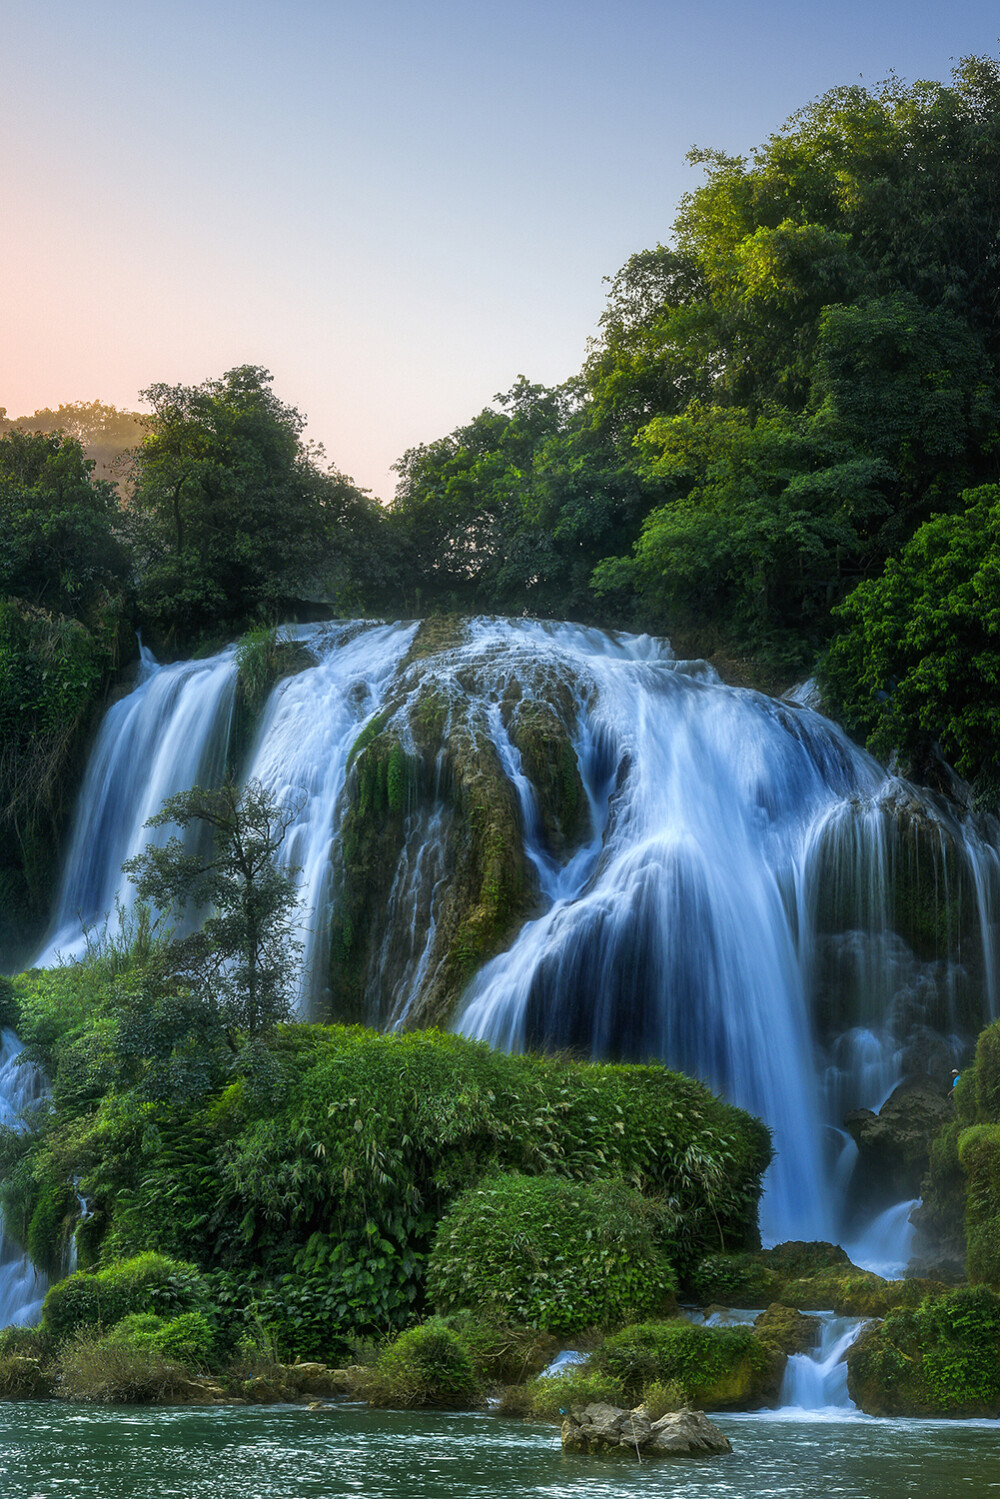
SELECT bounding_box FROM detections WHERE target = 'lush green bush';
[595,1319,779,1410]
[691,1252,780,1306]
[427,1174,676,1334]
[847,1285,1000,1416]
[0,1354,53,1400]
[365,1319,482,1410]
[511,1367,626,1421]
[11,1018,768,1344]
[42,1253,207,1343]
[57,1329,192,1404]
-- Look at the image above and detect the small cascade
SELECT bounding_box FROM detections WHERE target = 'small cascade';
[779,1314,865,1413]
[242,621,418,1014]
[847,1199,919,1279]
[0,1031,48,1325]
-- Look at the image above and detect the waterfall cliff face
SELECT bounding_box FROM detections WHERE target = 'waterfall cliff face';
[28,616,1000,1250]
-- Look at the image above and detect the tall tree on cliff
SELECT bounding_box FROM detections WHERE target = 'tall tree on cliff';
[132,365,385,643]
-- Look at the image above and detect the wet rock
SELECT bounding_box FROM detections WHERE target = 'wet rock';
[845,1079,953,1202]
[561,1401,731,1457]
[753,1304,821,1355]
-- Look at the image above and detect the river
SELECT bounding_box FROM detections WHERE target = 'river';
[0,1403,996,1498]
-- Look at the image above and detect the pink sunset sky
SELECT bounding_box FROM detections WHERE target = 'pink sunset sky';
[3,0,998,499]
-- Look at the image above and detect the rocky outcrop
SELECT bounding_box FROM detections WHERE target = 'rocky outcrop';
[845,1079,954,1203]
[752,1304,821,1355]
[561,1401,731,1457]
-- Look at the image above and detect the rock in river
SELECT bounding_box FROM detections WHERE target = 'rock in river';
[561,1402,732,1457]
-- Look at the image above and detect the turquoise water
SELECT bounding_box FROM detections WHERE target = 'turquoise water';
[0,1404,997,1499]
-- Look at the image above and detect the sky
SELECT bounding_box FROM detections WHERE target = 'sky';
[1,2,998,501]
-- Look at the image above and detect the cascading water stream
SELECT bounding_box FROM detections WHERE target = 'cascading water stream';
[13,614,1000,1289]
[0,1031,48,1325]
[35,645,240,966]
[241,621,418,1013]
[778,1314,865,1413]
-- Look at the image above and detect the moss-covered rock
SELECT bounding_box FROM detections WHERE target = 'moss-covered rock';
[846,1284,1000,1417]
[752,1303,821,1355]
[595,1320,783,1411]
[507,699,586,854]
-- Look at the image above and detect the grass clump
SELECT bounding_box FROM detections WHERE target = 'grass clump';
[428,1173,676,1335]
[511,1367,625,1421]
[56,1328,192,1404]
[364,1319,482,1410]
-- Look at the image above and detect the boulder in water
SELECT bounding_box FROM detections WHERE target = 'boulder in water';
[561,1401,731,1456]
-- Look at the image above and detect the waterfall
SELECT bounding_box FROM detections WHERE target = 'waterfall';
[779,1314,865,1413]
[35,644,240,967]
[16,614,1000,1267]
[0,1031,48,1325]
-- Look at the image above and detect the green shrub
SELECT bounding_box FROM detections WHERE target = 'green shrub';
[100,1310,215,1368]
[596,1319,778,1410]
[518,1368,625,1421]
[0,1325,52,1360]
[847,1284,1000,1416]
[42,1253,207,1343]
[365,1319,482,1410]
[441,1315,555,1386]
[958,1124,1000,1284]
[0,1354,53,1400]
[691,1252,779,1306]
[151,1311,215,1365]
[427,1174,676,1335]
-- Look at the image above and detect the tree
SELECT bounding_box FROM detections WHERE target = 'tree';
[0,427,129,617]
[132,365,376,641]
[122,780,303,1040]
[821,484,1000,791]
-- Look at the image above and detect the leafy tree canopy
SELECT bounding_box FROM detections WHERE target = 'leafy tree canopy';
[821,485,1000,790]
[133,365,380,642]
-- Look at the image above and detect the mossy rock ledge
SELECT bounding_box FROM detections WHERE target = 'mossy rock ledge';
[329,616,589,1029]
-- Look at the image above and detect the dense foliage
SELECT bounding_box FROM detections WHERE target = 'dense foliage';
[822,485,1000,788]
[0,941,770,1346]
[389,52,1000,719]
[847,1284,1000,1416]
[132,366,397,641]
[0,427,129,963]
[427,1173,677,1334]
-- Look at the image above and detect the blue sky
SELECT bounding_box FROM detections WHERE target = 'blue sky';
[2,1,997,497]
